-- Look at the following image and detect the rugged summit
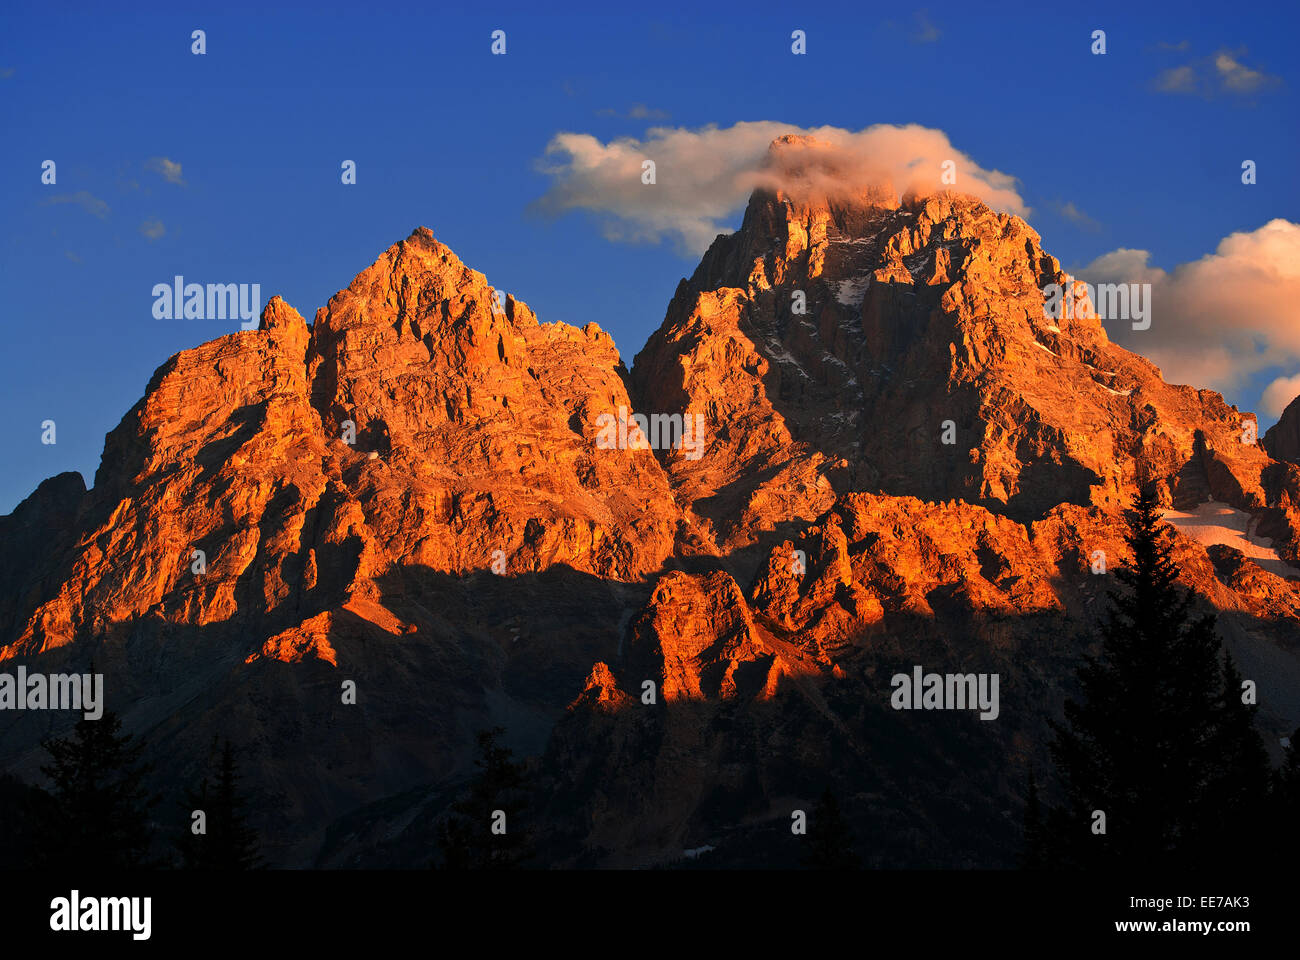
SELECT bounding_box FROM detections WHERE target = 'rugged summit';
[1,229,689,862]
[4,147,1300,867]
[1265,394,1300,465]
[635,136,1283,542]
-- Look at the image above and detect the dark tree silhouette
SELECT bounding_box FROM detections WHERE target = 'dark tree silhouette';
[1201,653,1271,862]
[1021,765,1046,870]
[802,787,861,869]
[1042,485,1270,868]
[31,711,160,869]
[176,739,264,869]
[1272,728,1300,868]
[0,774,44,868]
[436,727,534,869]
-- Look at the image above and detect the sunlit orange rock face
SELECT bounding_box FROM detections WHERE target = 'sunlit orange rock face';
[3,162,1300,867]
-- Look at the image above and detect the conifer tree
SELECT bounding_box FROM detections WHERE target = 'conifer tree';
[0,774,43,868]
[32,711,159,869]
[1044,485,1261,868]
[1021,765,1046,869]
[802,787,861,869]
[177,739,264,869]
[1200,653,1271,862]
[1271,729,1300,868]
[436,727,534,869]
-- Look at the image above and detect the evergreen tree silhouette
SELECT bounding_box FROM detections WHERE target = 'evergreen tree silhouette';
[176,739,264,869]
[436,727,534,869]
[0,774,43,868]
[1021,765,1046,869]
[1272,729,1300,868]
[802,787,861,869]
[31,710,159,869]
[1201,653,1271,863]
[1043,485,1268,868]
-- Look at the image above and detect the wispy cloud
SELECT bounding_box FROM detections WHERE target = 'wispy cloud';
[596,104,671,121]
[146,156,186,186]
[42,191,110,219]
[534,121,1026,254]
[1055,201,1100,231]
[139,218,166,241]
[1154,47,1280,97]
[64,251,82,264]
[911,10,941,44]
[1076,219,1300,413]
[882,11,941,45]
[1155,65,1197,93]
[1214,50,1277,93]
[0,67,15,79]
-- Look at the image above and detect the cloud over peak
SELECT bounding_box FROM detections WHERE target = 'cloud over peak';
[533,121,1027,254]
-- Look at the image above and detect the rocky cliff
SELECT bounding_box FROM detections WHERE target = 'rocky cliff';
[1265,394,1300,466]
[4,141,1299,867]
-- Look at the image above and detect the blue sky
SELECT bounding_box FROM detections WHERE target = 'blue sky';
[2,0,1297,513]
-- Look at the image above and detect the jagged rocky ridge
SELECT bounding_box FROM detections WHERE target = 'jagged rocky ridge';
[4,139,1300,867]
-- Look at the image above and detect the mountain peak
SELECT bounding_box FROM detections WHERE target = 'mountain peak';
[758,134,898,210]
[260,295,307,332]
[636,155,1280,541]
[3,201,1297,872]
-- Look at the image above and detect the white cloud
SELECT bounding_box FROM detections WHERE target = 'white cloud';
[1154,47,1280,96]
[42,191,110,218]
[911,11,941,43]
[146,156,186,186]
[597,104,671,120]
[1262,374,1300,418]
[1215,51,1274,93]
[1155,65,1197,93]
[533,122,1027,254]
[1078,220,1300,399]
[1057,201,1099,231]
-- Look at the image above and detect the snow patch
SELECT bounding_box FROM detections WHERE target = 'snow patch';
[1164,501,1300,580]
[904,252,933,279]
[764,341,813,381]
[835,276,871,307]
